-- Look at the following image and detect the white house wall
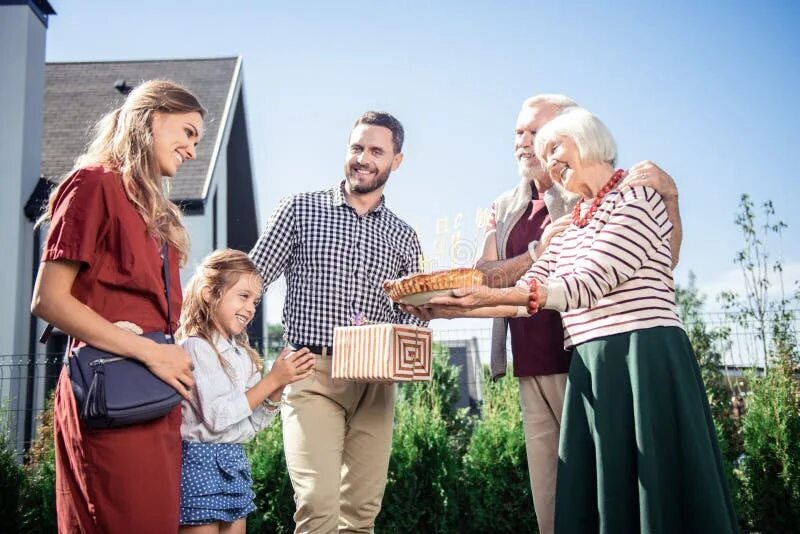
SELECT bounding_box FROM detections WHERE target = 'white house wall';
[181,153,229,286]
[0,5,48,447]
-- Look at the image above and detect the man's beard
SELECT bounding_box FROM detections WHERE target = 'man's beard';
[518,159,551,190]
[346,164,391,194]
[518,158,540,181]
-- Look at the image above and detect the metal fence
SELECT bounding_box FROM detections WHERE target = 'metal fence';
[2,310,798,455]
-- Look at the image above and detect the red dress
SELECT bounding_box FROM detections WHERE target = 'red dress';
[44,164,184,533]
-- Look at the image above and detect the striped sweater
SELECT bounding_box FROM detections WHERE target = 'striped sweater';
[517,185,683,348]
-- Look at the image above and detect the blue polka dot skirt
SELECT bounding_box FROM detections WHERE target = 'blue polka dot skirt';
[179,441,256,525]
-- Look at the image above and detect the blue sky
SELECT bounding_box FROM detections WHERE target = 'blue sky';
[44,0,800,326]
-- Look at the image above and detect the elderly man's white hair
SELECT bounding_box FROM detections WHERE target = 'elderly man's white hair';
[533,107,618,167]
[522,93,578,110]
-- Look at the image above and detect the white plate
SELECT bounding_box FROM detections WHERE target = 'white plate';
[398,289,454,306]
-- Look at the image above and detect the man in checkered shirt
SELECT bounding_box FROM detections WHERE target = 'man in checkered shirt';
[249,111,425,533]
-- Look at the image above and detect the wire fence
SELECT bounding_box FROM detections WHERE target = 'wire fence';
[2,311,797,455]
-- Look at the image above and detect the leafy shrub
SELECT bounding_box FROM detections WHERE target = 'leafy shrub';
[739,360,800,532]
[17,393,57,534]
[378,392,461,532]
[0,426,24,533]
[396,343,474,455]
[378,345,465,532]
[247,416,295,533]
[460,367,535,533]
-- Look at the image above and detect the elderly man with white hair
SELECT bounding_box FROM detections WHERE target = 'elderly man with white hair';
[404,94,683,534]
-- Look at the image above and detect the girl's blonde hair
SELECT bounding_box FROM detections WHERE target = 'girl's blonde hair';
[39,79,206,265]
[178,249,264,376]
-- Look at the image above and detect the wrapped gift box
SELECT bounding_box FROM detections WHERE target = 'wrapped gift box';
[332,324,433,382]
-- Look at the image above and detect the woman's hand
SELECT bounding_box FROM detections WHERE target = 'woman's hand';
[143,342,195,400]
[399,304,472,320]
[32,260,197,400]
[268,346,315,386]
[428,285,498,308]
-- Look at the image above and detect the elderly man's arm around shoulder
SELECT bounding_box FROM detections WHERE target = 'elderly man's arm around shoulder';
[475,214,571,287]
[474,228,534,288]
[624,160,683,268]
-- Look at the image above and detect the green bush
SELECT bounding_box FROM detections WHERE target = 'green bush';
[739,360,800,532]
[378,345,465,532]
[396,343,474,455]
[17,393,57,534]
[460,367,535,533]
[246,416,295,533]
[11,306,800,532]
[378,392,461,532]
[0,427,24,533]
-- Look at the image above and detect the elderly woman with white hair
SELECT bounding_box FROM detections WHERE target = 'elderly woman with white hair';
[425,108,739,532]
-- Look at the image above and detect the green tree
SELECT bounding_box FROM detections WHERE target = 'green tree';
[718,194,800,531]
[718,194,791,370]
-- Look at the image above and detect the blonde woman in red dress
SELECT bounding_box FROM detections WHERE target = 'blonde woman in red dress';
[32,80,205,533]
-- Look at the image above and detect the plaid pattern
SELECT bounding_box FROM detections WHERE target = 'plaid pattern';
[250,181,426,347]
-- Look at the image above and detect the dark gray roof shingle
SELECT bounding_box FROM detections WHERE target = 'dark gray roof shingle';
[42,57,239,201]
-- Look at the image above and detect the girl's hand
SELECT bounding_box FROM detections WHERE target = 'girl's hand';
[268,346,315,386]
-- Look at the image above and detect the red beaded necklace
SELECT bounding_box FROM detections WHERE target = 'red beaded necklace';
[571,168,625,228]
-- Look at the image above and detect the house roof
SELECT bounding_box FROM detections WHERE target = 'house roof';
[42,56,241,202]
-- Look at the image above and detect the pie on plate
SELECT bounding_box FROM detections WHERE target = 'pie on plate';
[383,268,484,306]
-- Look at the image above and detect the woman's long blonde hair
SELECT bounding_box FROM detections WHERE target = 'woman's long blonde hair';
[178,249,264,376]
[39,79,206,265]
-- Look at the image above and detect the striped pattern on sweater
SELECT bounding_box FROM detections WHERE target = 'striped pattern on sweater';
[517,185,682,348]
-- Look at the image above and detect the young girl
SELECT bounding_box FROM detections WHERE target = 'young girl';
[177,249,314,533]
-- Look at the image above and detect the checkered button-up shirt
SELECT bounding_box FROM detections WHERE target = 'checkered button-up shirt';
[250,181,426,347]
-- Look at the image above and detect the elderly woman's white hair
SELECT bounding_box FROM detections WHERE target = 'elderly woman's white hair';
[534,107,617,167]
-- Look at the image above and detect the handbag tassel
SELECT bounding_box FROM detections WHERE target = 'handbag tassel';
[85,365,107,419]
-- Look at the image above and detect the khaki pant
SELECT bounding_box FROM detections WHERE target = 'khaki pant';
[518,373,568,534]
[282,356,396,533]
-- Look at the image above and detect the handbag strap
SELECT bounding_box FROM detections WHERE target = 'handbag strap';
[41,241,175,345]
[161,241,174,343]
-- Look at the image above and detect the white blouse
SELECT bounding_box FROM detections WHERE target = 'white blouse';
[180,335,275,443]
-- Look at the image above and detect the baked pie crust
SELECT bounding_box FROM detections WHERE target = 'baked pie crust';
[383,268,484,302]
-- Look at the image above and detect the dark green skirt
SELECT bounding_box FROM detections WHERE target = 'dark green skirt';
[555,326,739,534]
